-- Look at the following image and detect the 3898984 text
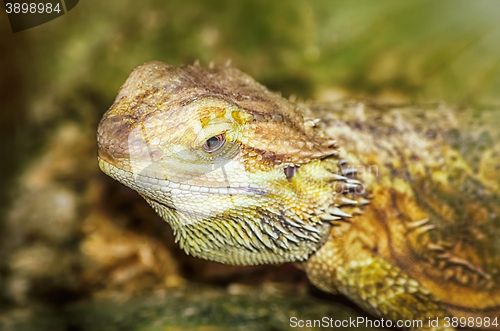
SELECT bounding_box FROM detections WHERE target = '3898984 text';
[5,2,62,14]
[444,316,498,328]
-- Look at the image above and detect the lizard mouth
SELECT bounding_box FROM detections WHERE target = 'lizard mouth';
[97,148,120,167]
[97,157,267,197]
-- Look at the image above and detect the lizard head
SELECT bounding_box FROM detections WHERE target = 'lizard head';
[97,61,359,265]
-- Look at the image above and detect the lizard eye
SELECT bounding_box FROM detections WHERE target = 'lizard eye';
[202,133,226,153]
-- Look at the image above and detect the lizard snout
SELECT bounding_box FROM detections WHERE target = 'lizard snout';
[97,112,143,166]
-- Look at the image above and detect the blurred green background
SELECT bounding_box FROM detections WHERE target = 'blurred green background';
[1,0,499,203]
[1,0,499,329]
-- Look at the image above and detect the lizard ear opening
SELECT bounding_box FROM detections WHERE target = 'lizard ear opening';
[284,165,298,180]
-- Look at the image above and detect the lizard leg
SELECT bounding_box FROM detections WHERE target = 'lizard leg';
[303,239,454,331]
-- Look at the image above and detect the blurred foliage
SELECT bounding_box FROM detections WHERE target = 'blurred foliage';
[3,0,500,118]
[1,284,391,331]
[1,0,499,188]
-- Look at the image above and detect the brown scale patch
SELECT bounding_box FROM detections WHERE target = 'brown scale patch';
[197,106,227,128]
[100,61,338,169]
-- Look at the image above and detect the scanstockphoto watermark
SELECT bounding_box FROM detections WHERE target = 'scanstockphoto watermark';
[290,316,499,329]
[334,164,379,195]
[290,317,418,328]
[290,316,424,328]
[339,164,379,178]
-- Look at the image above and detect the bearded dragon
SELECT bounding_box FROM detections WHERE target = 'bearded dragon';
[97,61,500,330]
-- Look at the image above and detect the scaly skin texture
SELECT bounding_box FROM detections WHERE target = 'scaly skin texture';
[97,61,500,330]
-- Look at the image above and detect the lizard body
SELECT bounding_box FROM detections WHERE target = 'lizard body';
[97,61,500,330]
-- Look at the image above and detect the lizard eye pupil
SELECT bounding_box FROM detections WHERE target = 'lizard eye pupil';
[202,133,225,153]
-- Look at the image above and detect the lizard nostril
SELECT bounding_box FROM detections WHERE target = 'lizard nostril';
[150,149,163,160]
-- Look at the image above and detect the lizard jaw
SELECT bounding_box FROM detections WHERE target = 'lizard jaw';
[98,156,334,265]
[98,156,266,196]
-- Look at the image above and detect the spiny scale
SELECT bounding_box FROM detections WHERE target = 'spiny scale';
[328,206,352,218]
